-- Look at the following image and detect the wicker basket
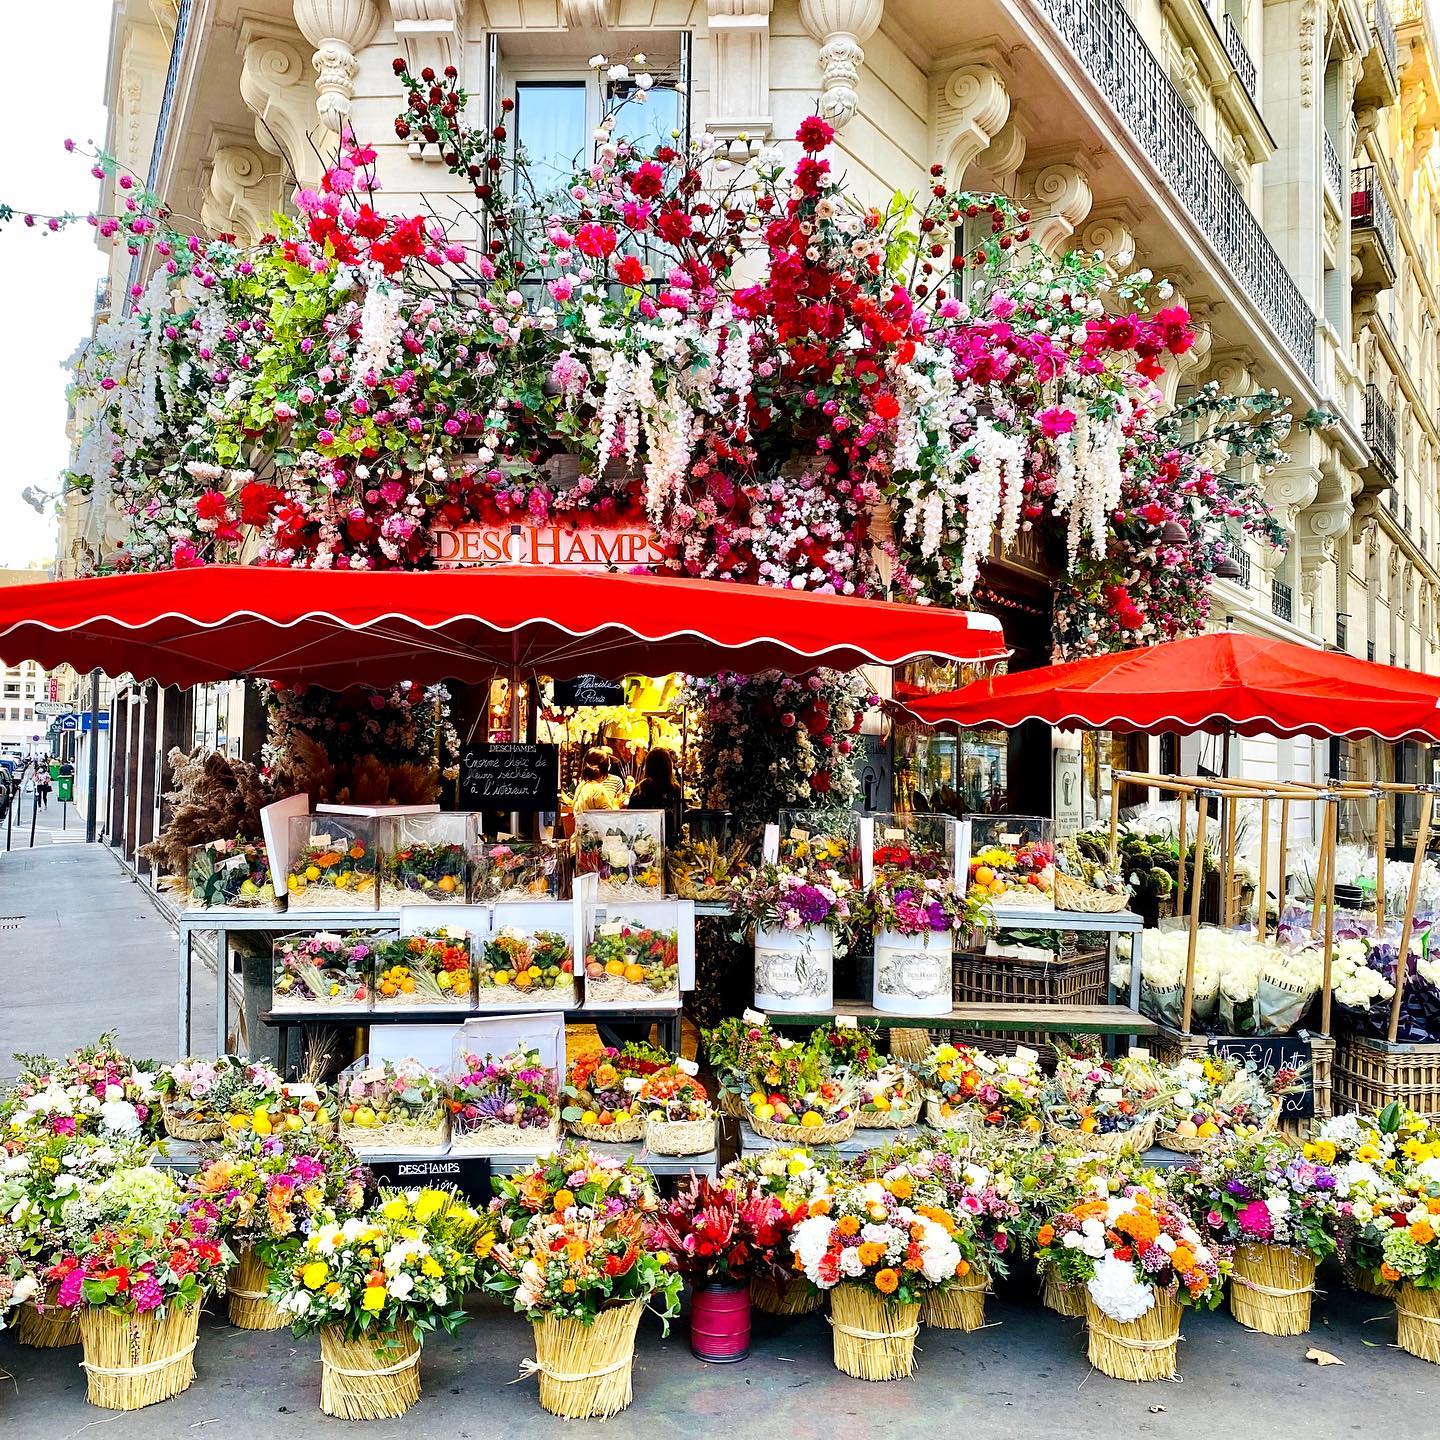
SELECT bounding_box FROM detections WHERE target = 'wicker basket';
[319,1326,422,1420]
[1396,1281,1440,1363]
[1082,1293,1181,1382]
[1054,871,1129,913]
[1333,1034,1440,1120]
[830,1284,920,1382]
[645,1115,716,1156]
[925,1097,982,1135]
[78,1303,201,1411]
[1342,1259,1397,1299]
[1158,1099,1280,1154]
[859,1092,923,1129]
[952,946,1109,1007]
[750,1272,825,1316]
[920,1265,988,1331]
[1041,1270,1084,1317]
[719,1090,748,1119]
[162,1103,223,1142]
[748,1111,858,1145]
[227,1246,285,1331]
[16,1288,81,1348]
[530,1299,644,1419]
[1045,1115,1158,1156]
[567,1114,646,1144]
[1229,1244,1316,1336]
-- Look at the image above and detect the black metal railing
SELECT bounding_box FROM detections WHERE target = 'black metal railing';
[1353,165,1399,277]
[1388,486,1401,514]
[1375,0,1399,83]
[1324,131,1344,198]
[1366,383,1398,480]
[1369,640,1377,661]
[1234,548,1252,589]
[1034,0,1316,378]
[1272,579,1294,622]
[1222,14,1259,98]
[1337,614,1349,651]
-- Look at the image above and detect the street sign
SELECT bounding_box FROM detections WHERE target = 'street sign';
[80,713,109,732]
[57,714,79,732]
[34,701,75,718]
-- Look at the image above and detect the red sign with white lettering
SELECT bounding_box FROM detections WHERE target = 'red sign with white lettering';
[432,522,665,569]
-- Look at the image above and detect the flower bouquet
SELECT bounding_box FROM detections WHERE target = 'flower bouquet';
[561,1044,669,1142]
[1043,1052,1166,1156]
[470,837,567,901]
[733,862,853,1012]
[1156,1054,1291,1152]
[860,876,979,1017]
[1174,1134,1339,1335]
[209,1062,333,1140]
[701,1013,785,1117]
[476,924,575,1007]
[1035,1178,1225,1381]
[186,837,277,910]
[668,831,756,901]
[743,1043,857,1144]
[721,1146,834,1315]
[155,1055,258,1140]
[791,1176,972,1380]
[45,1165,233,1410]
[187,1132,370,1329]
[582,917,680,1007]
[636,1062,715,1156]
[272,930,377,1012]
[449,1044,561,1153]
[966,816,1056,909]
[378,813,470,907]
[372,930,474,1010]
[777,810,860,880]
[8,1034,162,1142]
[337,1059,448,1153]
[856,1065,923,1128]
[285,815,379,911]
[484,1146,680,1418]
[574,811,665,901]
[274,1188,486,1419]
[0,1233,37,1334]
[917,1042,1045,1145]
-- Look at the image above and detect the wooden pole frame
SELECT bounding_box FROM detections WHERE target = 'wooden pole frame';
[1257,796,1271,942]
[1375,790,1387,934]
[1181,794,1211,1034]
[1319,799,1338,1036]
[1175,790,1189,918]
[1386,789,1435,1044]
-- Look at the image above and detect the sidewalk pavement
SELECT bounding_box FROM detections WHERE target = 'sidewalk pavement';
[0,840,214,1079]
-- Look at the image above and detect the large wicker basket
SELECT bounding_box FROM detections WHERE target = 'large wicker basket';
[1333,1034,1440,1120]
[1082,1293,1181,1382]
[529,1299,644,1418]
[1040,1269,1084,1317]
[78,1303,201,1411]
[748,1111,858,1145]
[1148,1024,1335,1125]
[567,1114,646,1144]
[644,1114,716,1156]
[1054,871,1129,913]
[161,1102,223,1142]
[858,1091,923,1129]
[1229,1244,1316,1336]
[1045,1115,1158,1156]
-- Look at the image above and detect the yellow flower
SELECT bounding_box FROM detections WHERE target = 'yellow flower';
[421,1256,443,1278]
[362,1285,387,1312]
[413,1190,444,1224]
[381,1197,409,1222]
[301,1261,329,1290]
[1356,1143,1381,1165]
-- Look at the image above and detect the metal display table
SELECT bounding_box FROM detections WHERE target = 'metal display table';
[757,999,1156,1035]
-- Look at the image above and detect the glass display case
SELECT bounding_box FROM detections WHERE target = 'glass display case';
[285,815,379,911]
[574,809,666,900]
[377,812,472,907]
[271,930,382,1012]
[964,814,1056,909]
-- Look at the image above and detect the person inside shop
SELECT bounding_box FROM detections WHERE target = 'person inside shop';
[571,748,621,813]
[628,747,685,837]
[596,745,627,804]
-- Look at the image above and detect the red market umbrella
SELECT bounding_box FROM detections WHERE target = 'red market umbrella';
[896,630,1440,742]
[0,565,1006,689]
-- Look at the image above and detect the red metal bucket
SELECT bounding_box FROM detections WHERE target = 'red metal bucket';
[690,1279,751,1363]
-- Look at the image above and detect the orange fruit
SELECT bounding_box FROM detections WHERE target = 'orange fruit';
[623,963,645,984]
[973,865,995,886]
[605,959,626,977]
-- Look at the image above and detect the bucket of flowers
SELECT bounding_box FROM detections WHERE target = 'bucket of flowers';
[720,1147,834,1316]
[732,862,853,1013]
[484,1146,682,1419]
[859,876,980,1018]
[476,924,575,1007]
[273,1187,487,1420]
[45,1165,234,1411]
[856,1066,924,1129]
[272,931,378,1013]
[186,837,277,910]
[743,1043,857,1145]
[377,813,470,907]
[470,837,568,901]
[582,917,680,1007]
[285,815,379,911]
[1043,1051,1167,1157]
[337,1058,449,1154]
[1156,1054,1293,1152]
[701,1012,784,1118]
[790,1174,972,1381]
[636,1061,716,1156]
[448,1043,562,1154]
[646,1174,792,1363]
[561,1044,669,1143]
[1173,1134,1339,1336]
[372,930,474,1010]
[156,1056,258,1140]
[187,1132,370,1330]
[574,812,665,901]
[1034,1178,1226,1381]
[9,1034,163,1142]
[917,1042,1045,1147]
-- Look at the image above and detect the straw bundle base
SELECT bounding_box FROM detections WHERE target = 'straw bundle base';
[1045,1117,1157,1157]
[1396,1282,1440,1364]
[1342,1260,1397,1299]
[79,1303,200,1411]
[373,995,472,1012]
[749,1112,858,1145]
[1083,1294,1181,1382]
[227,1247,285,1331]
[750,1273,824,1316]
[645,1116,716,1156]
[341,1117,448,1152]
[887,1029,932,1064]
[319,1326,422,1420]
[452,1121,560,1154]
[567,1115,646,1144]
[1230,1244,1316,1336]
[473,986,574,1010]
[377,885,464,909]
[921,1269,988,1331]
[582,974,678,1008]
[860,1094,923,1129]
[1041,1271,1084,1317]
[830,1284,919,1381]
[530,1299,643,1419]
[162,1106,223,1142]
[925,1099,981,1136]
[16,1293,81,1348]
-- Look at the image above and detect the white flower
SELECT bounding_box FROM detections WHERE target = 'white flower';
[98,1100,141,1136]
[607,63,630,81]
[388,1273,415,1301]
[1087,1254,1156,1323]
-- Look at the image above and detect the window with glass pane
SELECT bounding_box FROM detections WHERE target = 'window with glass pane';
[514,82,588,200]
[606,80,683,152]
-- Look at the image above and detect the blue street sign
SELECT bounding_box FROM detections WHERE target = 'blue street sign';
[80,713,109,731]
[58,714,79,731]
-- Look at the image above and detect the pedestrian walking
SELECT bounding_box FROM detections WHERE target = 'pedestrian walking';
[35,771,52,810]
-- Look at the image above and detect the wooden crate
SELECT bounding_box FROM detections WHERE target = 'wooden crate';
[952,947,1109,1007]
[1333,1035,1440,1121]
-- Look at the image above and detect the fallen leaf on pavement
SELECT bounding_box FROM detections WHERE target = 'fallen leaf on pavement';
[1305,1348,1344,1366]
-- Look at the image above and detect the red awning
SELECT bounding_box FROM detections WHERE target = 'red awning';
[897,630,1440,742]
[0,566,1007,689]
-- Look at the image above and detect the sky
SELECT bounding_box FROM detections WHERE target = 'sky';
[0,1,111,569]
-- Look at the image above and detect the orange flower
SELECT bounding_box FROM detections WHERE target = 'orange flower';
[856,1242,885,1267]
[836,1215,861,1238]
[886,1176,913,1201]
[874,1268,900,1295]
[1116,1210,1160,1246]
[1382,1263,1403,1282]
[955,1259,970,1278]
[1036,1224,1055,1248]
[1171,1245,1195,1273]
[1410,1220,1436,1245]
[808,1198,831,1217]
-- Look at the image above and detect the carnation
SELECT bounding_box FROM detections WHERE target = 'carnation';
[1087,1253,1157,1323]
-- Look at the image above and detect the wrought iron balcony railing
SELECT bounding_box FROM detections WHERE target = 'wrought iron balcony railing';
[1353,164,1399,278]
[1222,14,1258,98]
[1366,383,1398,482]
[1323,130,1344,200]
[1374,0,1399,82]
[1271,579,1294,623]
[1033,0,1316,378]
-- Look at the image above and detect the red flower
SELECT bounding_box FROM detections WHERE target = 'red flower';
[655,210,693,245]
[796,115,835,153]
[195,491,229,522]
[615,254,647,287]
[872,393,900,422]
[1154,305,1196,354]
[628,161,665,200]
[575,223,618,259]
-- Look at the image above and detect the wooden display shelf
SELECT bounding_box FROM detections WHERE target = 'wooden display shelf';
[757,998,1156,1035]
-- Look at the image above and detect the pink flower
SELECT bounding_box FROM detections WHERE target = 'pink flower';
[1037,406,1076,438]
[988,293,1017,320]
[131,1275,165,1313]
[547,276,575,304]
[1236,1200,1274,1241]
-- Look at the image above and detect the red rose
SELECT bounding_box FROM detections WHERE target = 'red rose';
[615,254,646,287]
[796,115,835,153]
[628,161,665,200]
[575,223,618,259]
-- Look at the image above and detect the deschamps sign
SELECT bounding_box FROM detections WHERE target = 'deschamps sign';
[433,521,665,568]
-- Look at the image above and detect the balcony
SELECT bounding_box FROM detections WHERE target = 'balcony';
[1352,165,1398,292]
[1271,579,1294,623]
[1033,0,1315,379]
[1222,14,1258,100]
[1323,131,1344,202]
[1364,383,1398,486]
[1357,0,1401,106]
[1337,614,1349,652]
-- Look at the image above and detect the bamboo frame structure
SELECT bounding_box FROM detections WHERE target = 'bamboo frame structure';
[1376,791,1387,935]
[1175,790,1189,917]
[1387,790,1435,1044]
[1257,797,1271,943]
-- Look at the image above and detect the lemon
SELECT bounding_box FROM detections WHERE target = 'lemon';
[305,865,321,882]
[754,1104,775,1123]
[580,1110,599,1125]
[800,1111,823,1128]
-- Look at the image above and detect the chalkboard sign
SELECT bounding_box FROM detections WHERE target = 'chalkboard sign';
[1208,1033,1318,1118]
[459,743,559,812]
[366,1154,492,1202]
[552,675,625,708]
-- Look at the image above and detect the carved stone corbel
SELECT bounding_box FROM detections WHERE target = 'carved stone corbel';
[935,62,1011,179]
[292,0,380,133]
[798,0,885,128]
[388,1,464,77]
[1079,203,1142,278]
[202,142,288,244]
[1018,158,1093,255]
[239,30,323,188]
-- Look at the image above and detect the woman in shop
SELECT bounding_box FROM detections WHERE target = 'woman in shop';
[571,748,621,814]
[628,747,685,837]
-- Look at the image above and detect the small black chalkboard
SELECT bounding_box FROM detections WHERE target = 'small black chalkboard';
[366,1154,492,1202]
[552,675,626,708]
[459,743,560,812]
[1208,1034,1317,1118]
